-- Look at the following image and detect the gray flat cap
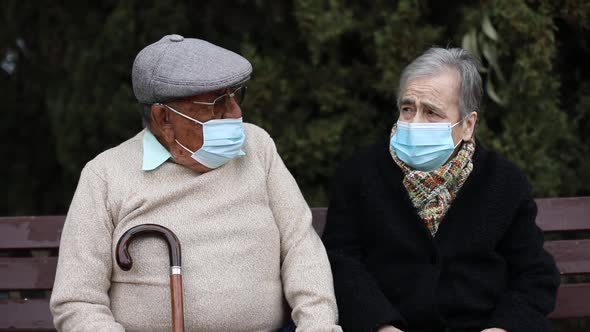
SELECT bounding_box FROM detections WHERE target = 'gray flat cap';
[132,34,252,104]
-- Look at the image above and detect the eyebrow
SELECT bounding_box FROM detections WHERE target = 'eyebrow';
[400,97,443,113]
[421,101,443,114]
[400,97,416,106]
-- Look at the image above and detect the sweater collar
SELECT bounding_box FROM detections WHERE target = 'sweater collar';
[142,129,172,171]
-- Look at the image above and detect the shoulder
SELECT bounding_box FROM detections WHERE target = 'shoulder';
[336,142,388,175]
[243,122,273,145]
[475,144,533,196]
[477,146,531,184]
[84,131,144,180]
[238,122,280,171]
[242,122,276,156]
[331,141,390,190]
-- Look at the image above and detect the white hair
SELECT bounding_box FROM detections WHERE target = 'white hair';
[397,47,483,119]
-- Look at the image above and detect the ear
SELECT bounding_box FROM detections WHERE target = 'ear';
[462,111,478,141]
[150,104,176,145]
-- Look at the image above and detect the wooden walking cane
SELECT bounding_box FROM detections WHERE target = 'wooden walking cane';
[116,224,185,332]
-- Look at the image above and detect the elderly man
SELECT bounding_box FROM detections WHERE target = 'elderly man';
[322,48,559,332]
[50,34,341,332]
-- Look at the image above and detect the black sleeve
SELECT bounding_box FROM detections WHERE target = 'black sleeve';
[322,158,406,332]
[486,185,560,332]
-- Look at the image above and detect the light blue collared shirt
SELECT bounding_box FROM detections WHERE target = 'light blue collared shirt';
[142,129,172,171]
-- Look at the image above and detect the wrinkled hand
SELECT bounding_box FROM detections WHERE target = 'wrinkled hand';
[481,328,507,332]
[377,326,404,332]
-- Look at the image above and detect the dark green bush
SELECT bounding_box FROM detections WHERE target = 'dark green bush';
[4,0,587,214]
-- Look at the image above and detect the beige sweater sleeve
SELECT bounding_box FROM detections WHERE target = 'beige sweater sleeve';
[262,134,342,332]
[50,165,126,332]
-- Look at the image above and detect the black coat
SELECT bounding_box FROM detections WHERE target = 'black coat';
[322,141,560,332]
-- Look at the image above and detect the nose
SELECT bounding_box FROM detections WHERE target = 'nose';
[222,96,242,119]
[408,111,426,123]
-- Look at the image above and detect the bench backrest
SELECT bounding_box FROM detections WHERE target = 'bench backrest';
[312,197,590,320]
[1,197,589,330]
[0,216,62,331]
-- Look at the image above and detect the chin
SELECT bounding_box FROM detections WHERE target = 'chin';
[191,162,214,173]
[196,166,214,173]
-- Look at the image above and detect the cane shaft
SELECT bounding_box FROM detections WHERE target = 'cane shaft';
[170,274,184,332]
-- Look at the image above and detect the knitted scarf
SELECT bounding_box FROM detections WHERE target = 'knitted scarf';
[389,124,475,236]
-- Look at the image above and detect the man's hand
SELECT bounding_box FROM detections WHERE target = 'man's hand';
[377,326,404,332]
[481,328,507,332]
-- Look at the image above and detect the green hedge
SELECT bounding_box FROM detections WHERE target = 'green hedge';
[1,0,589,209]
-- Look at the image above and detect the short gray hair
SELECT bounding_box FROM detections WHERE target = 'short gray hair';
[397,47,482,119]
[140,104,151,128]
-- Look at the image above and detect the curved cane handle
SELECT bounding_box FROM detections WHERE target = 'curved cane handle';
[115,224,182,270]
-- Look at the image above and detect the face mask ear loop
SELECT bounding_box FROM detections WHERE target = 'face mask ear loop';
[175,139,195,154]
[451,117,465,128]
[451,117,466,149]
[156,103,201,156]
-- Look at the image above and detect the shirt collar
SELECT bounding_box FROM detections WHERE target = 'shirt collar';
[142,129,172,171]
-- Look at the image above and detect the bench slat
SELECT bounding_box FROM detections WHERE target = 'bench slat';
[535,197,590,232]
[0,216,64,250]
[549,283,590,319]
[0,257,58,290]
[0,299,55,331]
[544,240,590,275]
[0,287,586,328]
[312,198,590,235]
[0,197,586,248]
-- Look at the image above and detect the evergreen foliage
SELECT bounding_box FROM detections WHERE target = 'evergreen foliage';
[1,0,588,210]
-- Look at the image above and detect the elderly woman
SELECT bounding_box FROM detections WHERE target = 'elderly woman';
[50,35,341,332]
[322,48,559,332]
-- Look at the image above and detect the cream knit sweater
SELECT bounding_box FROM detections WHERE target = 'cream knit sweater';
[50,123,341,332]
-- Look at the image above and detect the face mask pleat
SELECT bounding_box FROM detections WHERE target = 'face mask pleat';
[390,120,462,171]
[168,107,246,169]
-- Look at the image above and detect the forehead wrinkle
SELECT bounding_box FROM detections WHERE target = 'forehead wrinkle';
[404,83,444,100]
[403,81,448,110]
[403,89,444,111]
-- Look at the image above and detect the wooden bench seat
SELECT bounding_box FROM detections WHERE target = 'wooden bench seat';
[1,197,589,331]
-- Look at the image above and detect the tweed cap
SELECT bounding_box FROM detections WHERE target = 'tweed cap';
[132,34,252,104]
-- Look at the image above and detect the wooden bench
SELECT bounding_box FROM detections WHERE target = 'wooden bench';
[1,197,589,331]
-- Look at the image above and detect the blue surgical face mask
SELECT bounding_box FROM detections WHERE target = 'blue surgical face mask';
[163,104,246,169]
[390,120,463,171]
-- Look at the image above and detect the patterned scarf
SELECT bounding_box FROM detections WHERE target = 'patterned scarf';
[389,124,475,236]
